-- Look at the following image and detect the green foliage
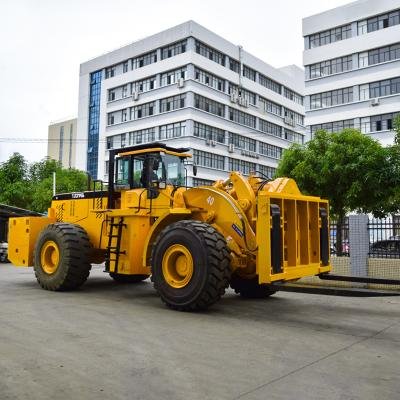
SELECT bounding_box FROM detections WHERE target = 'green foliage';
[0,155,88,213]
[394,115,400,146]
[276,129,399,219]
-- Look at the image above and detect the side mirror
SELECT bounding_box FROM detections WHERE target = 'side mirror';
[193,164,197,177]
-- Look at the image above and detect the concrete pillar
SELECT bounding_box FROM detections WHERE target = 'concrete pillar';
[187,37,196,52]
[351,21,358,38]
[352,53,359,69]
[185,119,194,137]
[186,64,195,80]
[349,214,369,278]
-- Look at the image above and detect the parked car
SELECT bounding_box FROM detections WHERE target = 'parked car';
[0,242,9,263]
[369,239,400,258]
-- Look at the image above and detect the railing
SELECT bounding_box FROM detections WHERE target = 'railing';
[329,219,350,256]
[368,216,400,259]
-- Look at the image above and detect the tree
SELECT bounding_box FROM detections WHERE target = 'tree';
[276,129,399,255]
[0,155,88,213]
[0,153,32,208]
[29,159,88,213]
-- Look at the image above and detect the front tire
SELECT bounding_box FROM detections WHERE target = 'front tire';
[151,220,231,311]
[33,223,91,291]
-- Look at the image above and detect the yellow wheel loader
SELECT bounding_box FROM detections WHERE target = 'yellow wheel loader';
[8,143,332,311]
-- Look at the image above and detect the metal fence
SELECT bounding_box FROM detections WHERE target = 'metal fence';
[368,216,400,259]
[330,215,400,259]
[329,218,349,256]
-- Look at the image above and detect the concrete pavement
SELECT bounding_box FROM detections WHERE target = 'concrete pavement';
[0,263,399,400]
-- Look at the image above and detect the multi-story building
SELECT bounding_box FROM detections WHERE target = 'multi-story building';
[303,0,400,145]
[47,117,78,169]
[77,21,305,184]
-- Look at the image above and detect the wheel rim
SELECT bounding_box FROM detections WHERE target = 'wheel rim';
[162,244,194,288]
[40,240,60,274]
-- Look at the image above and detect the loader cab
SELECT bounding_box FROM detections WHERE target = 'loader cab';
[108,143,191,208]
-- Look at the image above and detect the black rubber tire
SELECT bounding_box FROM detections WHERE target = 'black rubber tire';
[33,223,92,291]
[151,220,231,311]
[109,273,149,283]
[230,276,277,299]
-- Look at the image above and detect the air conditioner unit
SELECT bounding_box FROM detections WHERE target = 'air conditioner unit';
[228,144,235,153]
[132,92,139,101]
[177,78,185,88]
[370,98,380,106]
[230,93,238,103]
[206,138,211,145]
[284,116,295,127]
[211,140,217,147]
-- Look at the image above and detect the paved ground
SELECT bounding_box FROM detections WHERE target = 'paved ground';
[0,263,399,400]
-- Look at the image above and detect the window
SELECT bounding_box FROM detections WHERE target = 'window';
[121,133,126,147]
[132,76,157,94]
[368,43,400,65]
[258,164,276,179]
[87,70,102,179]
[105,66,116,79]
[310,119,354,135]
[359,52,368,68]
[259,96,281,116]
[59,126,64,163]
[193,121,225,143]
[310,87,353,109]
[160,66,187,86]
[194,94,225,117]
[259,73,281,94]
[370,113,399,132]
[243,65,256,81]
[106,136,113,149]
[159,122,186,139]
[108,89,116,102]
[130,101,155,119]
[259,119,282,137]
[367,9,400,33]
[228,132,256,152]
[107,113,115,126]
[160,94,185,112]
[129,128,156,145]
[359,84,369,100]
[309,55,352,78]
[228,108,256,128]
[229,58,240,73]
[229,84,256,105]
[194,149,224,170]
[259,142,282,159]
[284,109,304,126]
[195,68,225,92]
[123,61,129,73]
[283,87,304,105]
[132,51,157,69]
[161,40,187,59]
[284,129,304,144]
[358,20,368,35]
[195,40,225,66]
[228,158,256,175]
[369,77,400,98]
[193,178,214,187]
[308,24,351,48]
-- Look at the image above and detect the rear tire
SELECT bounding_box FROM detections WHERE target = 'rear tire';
[33,223,91,291]
[230,276,277,298]
[109,273,149,283]
[151,220,231,311]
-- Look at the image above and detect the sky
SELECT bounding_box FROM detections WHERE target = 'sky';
[0,0,352,164]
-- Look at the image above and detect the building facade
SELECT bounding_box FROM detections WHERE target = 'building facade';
[47,117,78,169]
[303,0,400,145]
[77,21,305,184]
